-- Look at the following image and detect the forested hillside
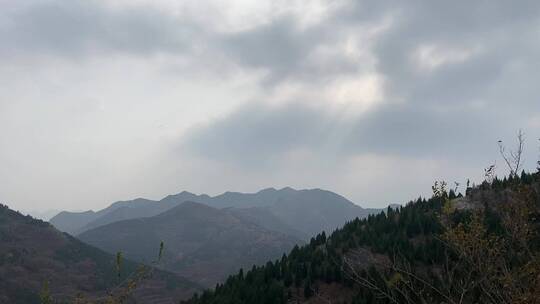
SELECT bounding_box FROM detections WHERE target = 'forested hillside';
[0,205,201,304]
[181,171,540,304]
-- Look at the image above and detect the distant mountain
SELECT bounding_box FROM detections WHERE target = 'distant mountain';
[51,187,382,239]
[76,198,177,234]
[207,187,383,237]
[78,201,301,287]
[50,193,210,235]
[20,209,60,221]
[242,188,381,237]
[0,204,201,304]
[49,210,99,235]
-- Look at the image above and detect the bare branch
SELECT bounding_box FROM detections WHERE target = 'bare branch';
[498,129,525,177]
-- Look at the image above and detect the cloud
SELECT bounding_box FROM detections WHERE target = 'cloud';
[0,0,201,58]
[183,103,328,165]
[217,16,361,84]
[182,100,507,166]
[1,0,540,211]
[366,1,540,108]
[181,0,540,178]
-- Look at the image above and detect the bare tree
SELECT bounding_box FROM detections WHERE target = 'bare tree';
[344,178,540,304]
[484,164,496,184]
[498,129,525,177]
[453,182,460,194]
[537,138,540,173]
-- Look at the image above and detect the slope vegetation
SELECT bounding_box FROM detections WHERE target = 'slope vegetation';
[0,204,201,304]
[181,172,540,304]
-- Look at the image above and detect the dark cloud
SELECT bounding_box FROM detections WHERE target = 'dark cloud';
[2,0,540,210]
[0,0,200,57]
[221,19,309,73]
[183,0,540,169]
[184,103,330,165]
[1,1,362,83]
[217,16,361,85]
[183,101,514,166]
[365,0,540,109]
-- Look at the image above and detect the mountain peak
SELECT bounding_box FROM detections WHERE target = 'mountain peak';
[162,190,197,199]
[257,187,278,193]
[279,186,297,192]
[157,201,220,218]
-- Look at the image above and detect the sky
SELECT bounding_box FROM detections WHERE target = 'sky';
[1,0,540,213]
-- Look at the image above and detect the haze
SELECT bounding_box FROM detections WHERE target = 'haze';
[1,0,540,213]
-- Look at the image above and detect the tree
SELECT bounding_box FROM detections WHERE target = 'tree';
[39,281,52,304]
[537,138,540,173]
[344,176,540,304]
[498,129,525,177]
[303,277,314,299]
[42,242,166,304]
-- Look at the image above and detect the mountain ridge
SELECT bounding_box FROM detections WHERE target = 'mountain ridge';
[78,201,301,287]
[51,187,382,239]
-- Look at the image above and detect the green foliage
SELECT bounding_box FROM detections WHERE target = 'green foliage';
[181,186,448,303]
[183,172,540,304]
[39,281,52,304]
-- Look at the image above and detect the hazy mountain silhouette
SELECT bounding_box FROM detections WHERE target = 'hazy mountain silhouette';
[51,187,382,239]
[78,201,300,287]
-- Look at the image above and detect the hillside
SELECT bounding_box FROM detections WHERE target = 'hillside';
[78,201,301,287]
[51,188,382,239]
[0,204,201,304]
[225,207,309,240]
[180,172,540,304]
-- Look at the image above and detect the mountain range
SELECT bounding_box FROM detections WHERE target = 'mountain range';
[50,187,383,287]
[51,187,381,239]
[5,174,537,304]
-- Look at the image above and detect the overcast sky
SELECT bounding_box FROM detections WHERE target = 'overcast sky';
[1,0,540,213]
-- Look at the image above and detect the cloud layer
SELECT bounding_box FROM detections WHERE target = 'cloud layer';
[1,0,539,212]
